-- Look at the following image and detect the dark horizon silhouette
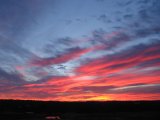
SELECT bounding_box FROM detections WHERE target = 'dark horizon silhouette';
[0,100,160,120]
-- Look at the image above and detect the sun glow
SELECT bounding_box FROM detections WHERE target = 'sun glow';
[87,96,111,101]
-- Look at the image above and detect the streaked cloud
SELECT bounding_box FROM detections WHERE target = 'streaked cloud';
[0,0,160,101]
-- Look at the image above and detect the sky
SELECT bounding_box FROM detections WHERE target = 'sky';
[0,0,160,101]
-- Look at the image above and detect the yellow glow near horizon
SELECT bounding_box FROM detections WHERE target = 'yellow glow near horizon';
[87,96,111,101]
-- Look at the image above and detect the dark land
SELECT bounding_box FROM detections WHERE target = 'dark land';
[0,100,160,120]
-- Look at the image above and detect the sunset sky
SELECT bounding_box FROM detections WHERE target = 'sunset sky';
[0,0,160,101]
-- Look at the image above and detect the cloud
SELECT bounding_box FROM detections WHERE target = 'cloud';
[71,85,116,92]
[76,41,160,73]
[73,41,160,88]
[98,14,111,24]
[30,44,105,67]
[1,0,160,101]
[0,68,25,86]
[110,84,160,94]
[30,47,90,66]
[69,84,160,94]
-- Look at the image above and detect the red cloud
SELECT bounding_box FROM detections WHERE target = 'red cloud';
[30,45,105,67]
[75,43,160,76]
[1,43,160,101]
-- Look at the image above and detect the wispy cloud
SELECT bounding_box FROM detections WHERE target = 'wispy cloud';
[1,0,160,101]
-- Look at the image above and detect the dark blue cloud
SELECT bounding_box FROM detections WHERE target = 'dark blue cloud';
[111,84,160,94]
[0,68,25,86]
[71,84,160,94]
[72,85,116,92]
